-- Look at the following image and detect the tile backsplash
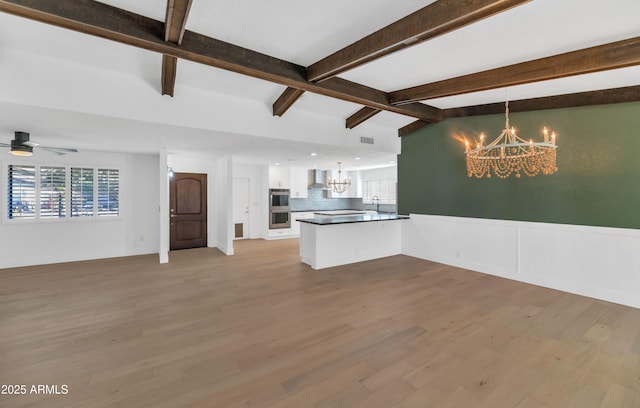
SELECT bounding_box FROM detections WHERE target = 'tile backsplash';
[290,188,396,213]
[290,188,357,211]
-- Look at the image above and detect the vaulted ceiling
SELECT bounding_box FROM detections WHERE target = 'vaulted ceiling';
[0,0,638,168]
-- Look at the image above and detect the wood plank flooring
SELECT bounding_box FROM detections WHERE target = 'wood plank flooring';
[1,238,640,407]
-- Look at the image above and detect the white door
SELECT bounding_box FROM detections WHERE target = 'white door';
[232,177,250,240]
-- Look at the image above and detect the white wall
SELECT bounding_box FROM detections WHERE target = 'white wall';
[360,166,397,182]
[0,150,241,269]
[233,162,268,239]
[159,148,169,263]
[402,214,640,309]
[0,151,159,269]
[215,156,234,255]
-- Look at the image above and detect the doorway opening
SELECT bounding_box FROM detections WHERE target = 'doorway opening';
[233,177,250,240]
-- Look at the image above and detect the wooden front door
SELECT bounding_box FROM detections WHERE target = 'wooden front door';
[170,173,207,250]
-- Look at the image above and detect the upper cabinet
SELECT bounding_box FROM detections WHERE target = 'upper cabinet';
[268,165,290,189]
[268,166,307,197]
[289,166,308,198]
[268,165,360,198]
[349,171,363,198]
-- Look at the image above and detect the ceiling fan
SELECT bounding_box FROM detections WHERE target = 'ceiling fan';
[0,131,78,156]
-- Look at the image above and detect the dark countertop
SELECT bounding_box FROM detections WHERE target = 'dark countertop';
[291,209,353,213]
[298,213,409,225]
[313,210,366,216]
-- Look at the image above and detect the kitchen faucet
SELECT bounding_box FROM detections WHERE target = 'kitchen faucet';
[372,195,380,212]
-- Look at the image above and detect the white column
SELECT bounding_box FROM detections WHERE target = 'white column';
[158,147,170,263]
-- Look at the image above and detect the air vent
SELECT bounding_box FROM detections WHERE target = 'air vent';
[360,136,375,145]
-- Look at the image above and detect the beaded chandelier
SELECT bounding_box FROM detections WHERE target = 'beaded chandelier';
[465,101,558,179]
[327,162,351,194]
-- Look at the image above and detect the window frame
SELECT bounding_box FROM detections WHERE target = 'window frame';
[4,162,121,224]
[97,168,120,217]
[70,166,96,218]
[362,179,397,205]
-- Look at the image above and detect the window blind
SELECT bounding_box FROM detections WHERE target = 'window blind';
[6,165,120,222]
[363,179,397,205]
[7,165,36,219]
[97,168,119,216]
[71,167,94,217]
[40,166,66,218]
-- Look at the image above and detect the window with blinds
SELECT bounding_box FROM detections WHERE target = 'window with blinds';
[40,167,66,218]
[363,179,397,204]
[97,169,119,216]
[6,164,120,222]
[7,165,36,219]
[71,167,94,217]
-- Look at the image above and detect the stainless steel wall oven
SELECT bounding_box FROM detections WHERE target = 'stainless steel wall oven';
[269,189,291,229]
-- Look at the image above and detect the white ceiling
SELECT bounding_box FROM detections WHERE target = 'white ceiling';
[0,0,639,168]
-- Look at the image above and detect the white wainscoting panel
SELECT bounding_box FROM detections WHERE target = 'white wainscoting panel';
[402,214,640,309]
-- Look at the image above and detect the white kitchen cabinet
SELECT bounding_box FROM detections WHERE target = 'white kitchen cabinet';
[291,211,314,235]
[267,228,292,239]
[268,165,290,189]
[289,167,308,198]
[347,171,362,198]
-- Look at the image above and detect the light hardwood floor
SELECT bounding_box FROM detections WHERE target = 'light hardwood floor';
[1,238,640,407]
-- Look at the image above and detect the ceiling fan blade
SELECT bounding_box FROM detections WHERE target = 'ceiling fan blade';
[39,146,79,154]
[23,141,40,147]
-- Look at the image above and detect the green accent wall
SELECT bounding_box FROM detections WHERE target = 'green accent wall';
[398,102,640,229]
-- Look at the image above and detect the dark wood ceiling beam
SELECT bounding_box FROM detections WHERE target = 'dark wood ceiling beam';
[164,0,192,44]
[161,0,193,96]
[442,85,640,119]
[320,77,442,121]
[398,120,431,137]
[161,54,177,96]
[398,85,640,136]
[307,0,532,82]
[161,55,179,96]
[272,87,305,116]
[346,107,381,129]
[389,37,640,105]
[0,0,442,122]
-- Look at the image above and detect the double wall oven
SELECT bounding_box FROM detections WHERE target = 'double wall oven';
[269,188,291,229]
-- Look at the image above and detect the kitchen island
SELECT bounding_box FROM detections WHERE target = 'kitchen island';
[298,213,408,270]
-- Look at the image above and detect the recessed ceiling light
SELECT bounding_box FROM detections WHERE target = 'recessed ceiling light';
[275,162,280,166]
[355,157,361,160]
[310,153,317,156]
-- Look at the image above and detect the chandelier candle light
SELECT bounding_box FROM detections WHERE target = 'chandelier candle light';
[327,162,351,194]
[464,101,558,179]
